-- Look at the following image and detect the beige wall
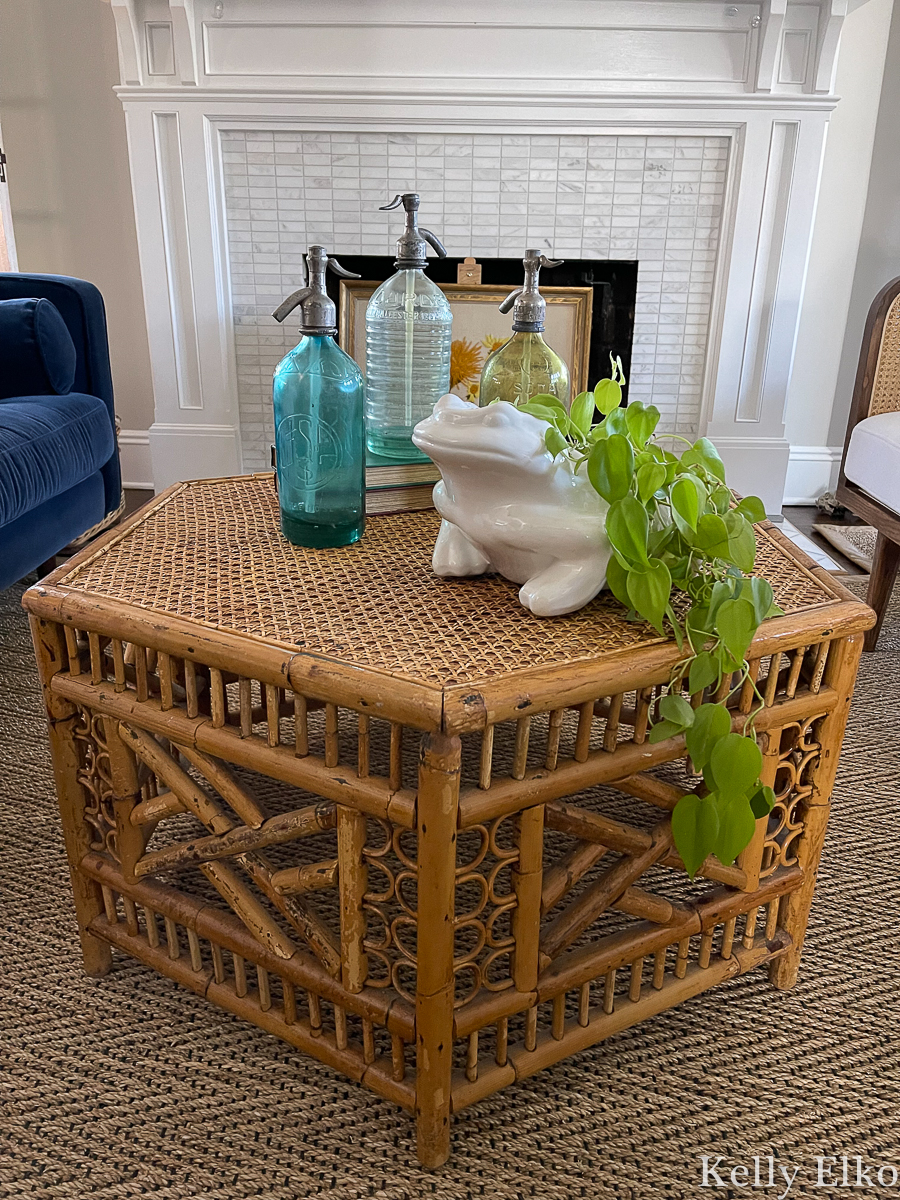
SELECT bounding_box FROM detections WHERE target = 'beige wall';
[0,0,154,436]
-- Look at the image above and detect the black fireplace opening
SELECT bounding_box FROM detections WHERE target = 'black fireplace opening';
[325,256,638,399]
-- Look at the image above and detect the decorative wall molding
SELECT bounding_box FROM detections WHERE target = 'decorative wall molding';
[783,444,842,505]
[108,0,850,101]
[814,1,849,94]
[107,0,141,87]
[169,0,199,86]
[756,0,789,92]
[735,120,798,422]
[153,111,204,410]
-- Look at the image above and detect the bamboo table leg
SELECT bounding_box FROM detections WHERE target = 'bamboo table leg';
[29,616,112,977]
[415,732,460,1169]
[770,632,865,990]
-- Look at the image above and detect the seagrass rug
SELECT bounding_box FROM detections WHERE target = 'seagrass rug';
[816,524,877,573]
[2,574,899,1200]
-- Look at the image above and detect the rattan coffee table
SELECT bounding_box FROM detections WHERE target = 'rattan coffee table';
[24,474,873,1167]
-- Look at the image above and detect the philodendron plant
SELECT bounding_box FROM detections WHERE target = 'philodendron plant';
[512,357,781,879]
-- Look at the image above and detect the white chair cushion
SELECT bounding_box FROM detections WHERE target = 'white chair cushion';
[844,411,900,515]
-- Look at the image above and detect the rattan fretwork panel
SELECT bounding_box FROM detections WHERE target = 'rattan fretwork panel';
[57,476,837,688]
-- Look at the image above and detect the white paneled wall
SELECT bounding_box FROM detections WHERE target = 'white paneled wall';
[222,131,728,471]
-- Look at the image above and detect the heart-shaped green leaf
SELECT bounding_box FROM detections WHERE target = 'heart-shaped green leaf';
[695,513,730,558]
[602,407,627,436]
[626,559,671,634]
[605,554,631,607]
[605,496,650,566]
[636,461,666,503]
[712,792,757,866]
[749,784,776,819]
[707,579,735,625]
[594,377,623,416]
[518,402,560,424]
[587,434,634,503]
[684,702,731,770]
[670,476,701,532]
[648,718,684,744]
[527,393,567,413]
[570,390,595,436]
[688,650,719,696]
[625,402,660,448]
[707,485,730,514]
[715,597,757,664]
[724,511,756,573]
[672,793,720,879]
[659,693,695,729]
[690,437,726,482]
[736,495,766,524]
[748,577,775,626]
[708,732,762,798]
[544,426,567,457]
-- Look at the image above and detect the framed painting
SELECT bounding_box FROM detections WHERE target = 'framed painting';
[339,282,593,403]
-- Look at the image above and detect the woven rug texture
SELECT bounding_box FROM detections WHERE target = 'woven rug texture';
[2,575,899,1199]
[815,524,877,573]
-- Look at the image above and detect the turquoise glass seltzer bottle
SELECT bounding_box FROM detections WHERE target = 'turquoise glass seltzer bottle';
[272,246,366,548]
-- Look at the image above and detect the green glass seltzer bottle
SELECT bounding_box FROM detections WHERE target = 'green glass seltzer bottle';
[479,249,570,410]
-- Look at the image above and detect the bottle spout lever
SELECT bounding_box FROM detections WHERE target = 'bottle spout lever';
[380,194,414,212]
[327,258,361,280]
[272,287,312,323]
[420,228,447,259]
[499,288,523,315]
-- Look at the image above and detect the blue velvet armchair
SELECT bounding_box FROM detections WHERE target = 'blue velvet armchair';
[0,274,122,589]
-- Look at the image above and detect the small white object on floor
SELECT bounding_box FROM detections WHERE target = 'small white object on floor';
[413,394,613,617]
[777,518,840,572]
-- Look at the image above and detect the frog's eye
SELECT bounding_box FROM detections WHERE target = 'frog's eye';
[482,404,512,428]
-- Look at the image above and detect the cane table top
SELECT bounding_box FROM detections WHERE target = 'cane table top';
[38,474,853,693]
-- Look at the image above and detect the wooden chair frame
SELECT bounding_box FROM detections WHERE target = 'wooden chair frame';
[836,275,900,650]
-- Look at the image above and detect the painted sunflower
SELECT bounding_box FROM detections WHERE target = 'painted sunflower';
[482,335,509,355]
[449,338,484,389]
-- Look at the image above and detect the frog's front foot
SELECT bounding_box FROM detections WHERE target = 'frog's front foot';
[433,519,491,577]
[519,558,609,617]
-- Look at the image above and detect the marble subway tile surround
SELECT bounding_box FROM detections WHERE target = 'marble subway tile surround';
[222,131,728,471]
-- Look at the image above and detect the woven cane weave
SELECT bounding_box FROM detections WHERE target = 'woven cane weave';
[58,475,837,688]
[868,291,900,416]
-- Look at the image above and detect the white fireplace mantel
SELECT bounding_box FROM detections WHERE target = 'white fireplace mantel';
[107,0,854,510]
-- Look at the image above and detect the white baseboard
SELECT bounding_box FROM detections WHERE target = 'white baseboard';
[707,436,791,515]
[118,429,153,490]
[148,422,242,491]
[783,446,842,506]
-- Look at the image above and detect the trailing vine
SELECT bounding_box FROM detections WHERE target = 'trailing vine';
[510,357,779,878]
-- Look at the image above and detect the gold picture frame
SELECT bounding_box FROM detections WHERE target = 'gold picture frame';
[339,281,593,402]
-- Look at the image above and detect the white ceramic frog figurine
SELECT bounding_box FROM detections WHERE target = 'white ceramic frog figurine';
[412,394,612,617]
